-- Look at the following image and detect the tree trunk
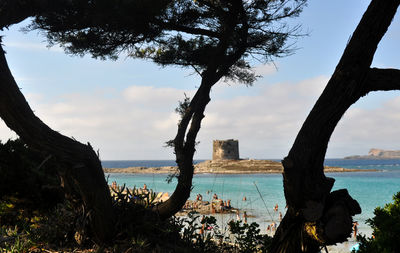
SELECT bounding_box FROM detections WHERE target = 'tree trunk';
[153,2,249,219]
[271,0,400,252]
[153,77,212,219]
[0,44,115,243]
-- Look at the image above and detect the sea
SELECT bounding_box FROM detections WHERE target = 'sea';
[103,159,400,252]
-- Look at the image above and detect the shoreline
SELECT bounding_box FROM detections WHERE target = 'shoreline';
[108,183,363,253]
[344,156,400,160]
[103,159,376,174]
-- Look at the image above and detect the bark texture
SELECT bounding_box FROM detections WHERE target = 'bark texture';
[0,43,115,243]
[0,0,120,243]
[271,0,400,252]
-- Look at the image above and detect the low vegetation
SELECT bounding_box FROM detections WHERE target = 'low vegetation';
[0,139,272,252]
[355,192,400,253]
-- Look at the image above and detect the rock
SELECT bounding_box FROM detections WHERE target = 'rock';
[345,148,400,159]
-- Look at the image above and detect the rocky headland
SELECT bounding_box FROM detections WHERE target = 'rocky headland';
[103,159,369,174]
[345,148,400,159]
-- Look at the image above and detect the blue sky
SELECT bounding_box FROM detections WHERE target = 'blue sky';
[1,0,400,160]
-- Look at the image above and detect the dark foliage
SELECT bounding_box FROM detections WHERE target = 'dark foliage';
[0,0,308,246]
[355,192,400,253]
[229,220,273,253]
[0,139,78,250]
[26,0,172,60]
[30,0,306,85]
[0,144,272,252]
[0,139,63,211]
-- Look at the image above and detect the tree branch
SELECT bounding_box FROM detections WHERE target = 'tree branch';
[272,0,400,251]
[153,0,249,219]
[0,0,72,29]
[364,67,400,94]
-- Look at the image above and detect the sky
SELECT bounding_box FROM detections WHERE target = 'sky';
[1,0,400,160]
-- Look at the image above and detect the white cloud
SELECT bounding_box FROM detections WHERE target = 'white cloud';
[123,86,195,111]
[2,77,400,159]
[253,63,277,76]
[0,120,18,141]
[196,76,329,159]
[5,41,63,53]
[10,86,192,160]
[329,95,400,157]
[153,113,180,131]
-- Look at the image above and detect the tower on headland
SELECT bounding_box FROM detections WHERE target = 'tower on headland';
[212,139,239,160]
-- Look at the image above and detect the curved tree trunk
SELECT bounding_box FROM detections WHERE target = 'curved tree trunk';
[0,44,115,243]
[153,1,249,219]
[152,74,214,218]
[271,0,400,252]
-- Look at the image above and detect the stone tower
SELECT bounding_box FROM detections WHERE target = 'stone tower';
[212,139,239,160]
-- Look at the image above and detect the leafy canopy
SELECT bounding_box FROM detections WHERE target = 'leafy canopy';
[29,0,306,85]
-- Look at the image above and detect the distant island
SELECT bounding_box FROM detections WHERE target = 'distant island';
[105,140,375,173]
[345,148,400,159]
[103,159,369,174]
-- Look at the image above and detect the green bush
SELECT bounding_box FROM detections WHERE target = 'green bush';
[0,138,274,252]
[228,220,272,253]
[0,139,74,252]
[0,138,63,207]
[31,201,79,247]
[355,192,400,253]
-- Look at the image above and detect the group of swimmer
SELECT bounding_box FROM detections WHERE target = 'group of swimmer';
[182,192,234,213]
[235,210,248,224]
[211,193,233,213]
[110,181,149,193]
[265,203,283,235]
[110,183,361,239]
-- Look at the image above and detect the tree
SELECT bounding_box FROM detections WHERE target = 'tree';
[0,42,117,243]
[356,192,400,253]
[271,0,400,252]
[0,0,173,243]
[0,0,71,28]
[1,0,306,244]
[33,0,306,219]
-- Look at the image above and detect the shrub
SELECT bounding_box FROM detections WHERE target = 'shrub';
[355,192,400,253]
[1,139,274,252]
[0,138,63,208]
[228,220,273,253]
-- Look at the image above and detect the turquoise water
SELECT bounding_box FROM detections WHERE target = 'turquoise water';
[104,159,400,238]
